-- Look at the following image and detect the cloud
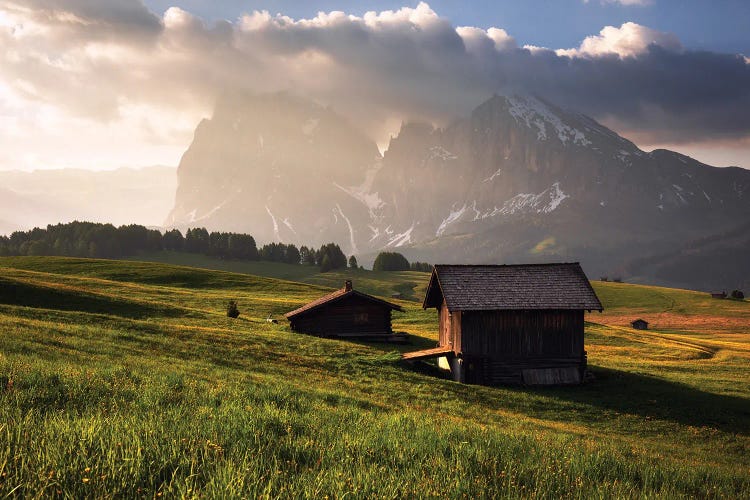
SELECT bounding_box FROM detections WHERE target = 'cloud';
[556,22,681,58]
[0,0,748,171]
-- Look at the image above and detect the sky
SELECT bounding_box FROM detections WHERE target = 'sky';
[0,0,748,171]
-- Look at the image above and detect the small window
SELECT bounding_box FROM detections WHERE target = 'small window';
[354,312,369,324]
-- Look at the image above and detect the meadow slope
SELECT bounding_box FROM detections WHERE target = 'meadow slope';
[0,256,748,498]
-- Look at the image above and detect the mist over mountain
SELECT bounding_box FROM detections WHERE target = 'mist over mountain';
[168,92,750,290]
[0,167,176,234]
[166,93,379,251]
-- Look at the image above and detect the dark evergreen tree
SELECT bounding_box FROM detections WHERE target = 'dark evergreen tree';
[319,254,333,273]
[373,252,410,271]
[185,227,209,253]
[348,255,358,269]
[316,243,347,272]
[163,229,185,251]
[284,244,301,265]
[299,246,316,265]
[409,261,432,272]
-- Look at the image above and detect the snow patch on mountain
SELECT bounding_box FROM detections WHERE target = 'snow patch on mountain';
[483,167,502,182]
[429,146,458,162]
[265,205,282,241]
[506,95,592,147]
[281,217,297,235]
[480,182,570,217]
[470,200,482,220]
[335,203,359,254]
[436,204,467,236]
[672,184,688,205]
[190,201,230,224]
[368,225,381,242]
[387,223,415,247]
[334,161,385,219]
[432,183,570,233]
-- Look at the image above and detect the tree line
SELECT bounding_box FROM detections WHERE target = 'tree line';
[372,252,431,272]
[0,222,350,272]
[0,221,433,273]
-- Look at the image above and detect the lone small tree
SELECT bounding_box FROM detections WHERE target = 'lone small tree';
[731,290,745,300]
[348,255,358,269]
[226,300,240,318]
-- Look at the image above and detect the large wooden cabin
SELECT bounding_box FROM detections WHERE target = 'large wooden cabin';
[405,263,602,386]
[285,280,405,342]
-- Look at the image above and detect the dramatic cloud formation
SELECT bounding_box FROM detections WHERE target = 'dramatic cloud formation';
[0,1,748,170]
[556,22,681,58]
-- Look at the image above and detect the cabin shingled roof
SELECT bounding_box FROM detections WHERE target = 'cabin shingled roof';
[423,263,603,312]
[285,287,403,319]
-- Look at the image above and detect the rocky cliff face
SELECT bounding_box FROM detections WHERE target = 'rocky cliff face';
[369,94,749,247]
[167,92,379,253]
[168,92,750,289]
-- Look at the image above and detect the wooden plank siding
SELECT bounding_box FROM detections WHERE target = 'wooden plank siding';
[438,304,462,351]
[458,310,585,385]
[289,295,394,337]
[460,310,584,359]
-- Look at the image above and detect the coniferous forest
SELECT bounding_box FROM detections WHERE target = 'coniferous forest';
[0,221,351,271]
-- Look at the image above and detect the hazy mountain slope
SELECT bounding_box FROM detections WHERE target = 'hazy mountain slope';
[371,95,750,245]
[167,92,379,253]
[366,94,750,284]
[167,92,750,290]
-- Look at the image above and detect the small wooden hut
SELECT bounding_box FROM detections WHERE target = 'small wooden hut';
[285,280,405,342]
[711,291,727,299]
[403,263,602,386]
[631,319,649,330]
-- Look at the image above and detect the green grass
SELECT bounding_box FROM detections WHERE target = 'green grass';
[0,256,749,498]
[123,251,431,301]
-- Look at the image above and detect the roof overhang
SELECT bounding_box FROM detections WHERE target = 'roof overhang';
[286,289,404,319]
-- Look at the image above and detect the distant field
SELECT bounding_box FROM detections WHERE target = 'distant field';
[0,256,748,497]
[126,251,431,301]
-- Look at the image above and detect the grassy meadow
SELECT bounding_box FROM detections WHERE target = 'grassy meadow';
[0,256,749,498]
[126,251,430,301]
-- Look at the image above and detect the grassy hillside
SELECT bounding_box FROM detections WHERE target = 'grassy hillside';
[0,256,748,497]
[125,251,431,301]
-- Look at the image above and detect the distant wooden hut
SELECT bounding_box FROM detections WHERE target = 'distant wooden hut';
[403,263,603,386]
[631,319,649,330]
[285,280,405,342]
[711,291,727,299]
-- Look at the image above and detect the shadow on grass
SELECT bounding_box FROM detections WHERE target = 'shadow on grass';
[397,361,750,435]
[545,366,750,435]
[345,333,438,354]
[0,277,185,319]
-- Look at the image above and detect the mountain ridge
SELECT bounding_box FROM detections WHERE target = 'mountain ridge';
[167,92,750,290]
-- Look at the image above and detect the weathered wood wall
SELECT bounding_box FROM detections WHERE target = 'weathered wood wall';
[458,309,585,385]
[289,295,393,336]
[438,303,462,351]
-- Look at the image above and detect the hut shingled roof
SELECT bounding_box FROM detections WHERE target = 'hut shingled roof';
[423,263,603,312]
[285,286,403,319]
